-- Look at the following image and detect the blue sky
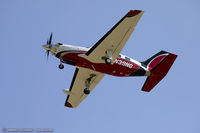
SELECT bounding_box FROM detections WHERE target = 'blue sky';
[0,0,200,132]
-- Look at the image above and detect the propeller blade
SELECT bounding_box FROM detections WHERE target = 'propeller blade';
[49,32,53,44]
[46,50,49,60]
[44,32,53,60]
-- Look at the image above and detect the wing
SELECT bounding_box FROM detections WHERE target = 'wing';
[64,67,104,108]
[85,10,144,63]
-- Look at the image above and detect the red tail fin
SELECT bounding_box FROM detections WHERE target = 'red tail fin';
[141,51,177,92]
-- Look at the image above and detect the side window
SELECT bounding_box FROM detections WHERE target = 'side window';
[55,43,63,47]
[125,57,130,61]
[118,54,121,58]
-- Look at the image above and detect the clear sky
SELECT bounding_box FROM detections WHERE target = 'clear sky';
[0,0,200,132]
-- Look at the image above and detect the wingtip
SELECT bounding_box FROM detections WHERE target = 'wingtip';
[127,10,143,17]
[65,102,73,108]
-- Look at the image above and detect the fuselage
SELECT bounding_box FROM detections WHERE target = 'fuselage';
[43,43,149,77]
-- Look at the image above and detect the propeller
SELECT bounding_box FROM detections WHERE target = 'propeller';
[43,32,53,59]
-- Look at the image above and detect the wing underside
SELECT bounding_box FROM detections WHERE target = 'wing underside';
[64,67,104,108]
[85,10,144,63]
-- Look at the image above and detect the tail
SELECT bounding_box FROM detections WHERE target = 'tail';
[141,51,177,92]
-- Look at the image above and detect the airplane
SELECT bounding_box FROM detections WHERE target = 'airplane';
[42,10,177,108]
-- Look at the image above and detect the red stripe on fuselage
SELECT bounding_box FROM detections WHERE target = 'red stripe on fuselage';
[61,52,140,77]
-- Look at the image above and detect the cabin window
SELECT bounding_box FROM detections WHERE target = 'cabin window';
[125,57,130,61]
[55,43,63,47]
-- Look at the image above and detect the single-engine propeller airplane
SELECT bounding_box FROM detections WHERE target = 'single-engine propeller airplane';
[42,10,177,108]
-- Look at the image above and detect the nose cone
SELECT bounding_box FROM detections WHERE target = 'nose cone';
[42,44,50,50]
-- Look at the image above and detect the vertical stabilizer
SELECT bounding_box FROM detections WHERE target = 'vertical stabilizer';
[141,51,177,92]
